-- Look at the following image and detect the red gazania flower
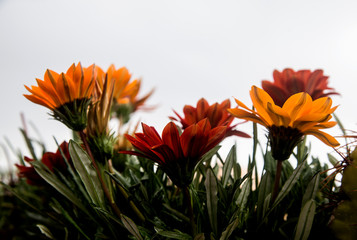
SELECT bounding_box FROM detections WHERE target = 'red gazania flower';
[15,142,71,186]
[170,98,250,139]
[261,68,339,107]
[121,119,226,187]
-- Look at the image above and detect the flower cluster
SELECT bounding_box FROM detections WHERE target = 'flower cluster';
[24,63,153,131]
[13,65,347,239]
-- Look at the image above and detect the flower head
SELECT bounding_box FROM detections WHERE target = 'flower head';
[262,68,339,107]
[24,63,96,131]
[170,98,250,139]
[121,119,226,187]
[85,69,117,160]
[15,142,71,186]
[228,86,339,161]
[96,65,154,122]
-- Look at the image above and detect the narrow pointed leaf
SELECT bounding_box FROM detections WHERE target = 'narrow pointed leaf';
[52,199,91,240]
[220,217,239,240]
[294,199,316,240]
[36,224,54,239]
[236,179,251,210]
[222,145,236,187]
[205,168,218,235]
[257,172,273,220]
[69,140,105,208]
[121,214,143,240]
[301,174,320,206]
[272,160,306,208]
[155,228,192,240]
[32,161,87,213]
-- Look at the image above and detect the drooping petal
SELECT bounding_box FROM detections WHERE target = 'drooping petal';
[304,130,340,147]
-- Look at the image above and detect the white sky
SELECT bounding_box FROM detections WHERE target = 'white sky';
[1,0,357,172]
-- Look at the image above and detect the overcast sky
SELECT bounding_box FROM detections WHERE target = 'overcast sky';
[1,0,357,172]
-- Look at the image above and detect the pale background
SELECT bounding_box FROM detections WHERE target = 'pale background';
[1,0,357,172]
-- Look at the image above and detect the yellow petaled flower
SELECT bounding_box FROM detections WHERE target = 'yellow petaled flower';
[228,85,340,161]
[96,65,154,122]
[24,63,96,131]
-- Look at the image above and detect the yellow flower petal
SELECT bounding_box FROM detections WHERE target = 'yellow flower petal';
[304,130,340,147]
[250,86,274,125]
[228,108,268,127]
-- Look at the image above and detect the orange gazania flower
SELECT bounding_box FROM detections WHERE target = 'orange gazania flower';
[24,63,96,130]
[262,68,339,107]
[228,86,339,161]
[121,119,226,187]
[96,65,154,118]
[170,98,250,138]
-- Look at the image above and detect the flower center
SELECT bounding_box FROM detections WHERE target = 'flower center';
[268,125,304,161]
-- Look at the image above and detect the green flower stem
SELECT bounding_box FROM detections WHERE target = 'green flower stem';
[183,186,196,237]
[271,160,283,204]
[79,130,122,217]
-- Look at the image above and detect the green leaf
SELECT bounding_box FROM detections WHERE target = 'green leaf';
[328,153,338,166]
[294,199,316,240]
[51,198,91,240]
[194,233,205,240]
[333,113,346,136]
[205,168,218,235]
[236,179,251,210]
[196,145,221,170]
[32,161,87,213]
[155,228,192,240]
[262,193,271,221]
[121,214,143,240]
[233,161,241,181]
[19,128,38,161]
[257,172,273,220]
[69,140,105,208]
[301,174,320,207]
[272,160,306,208]
[219,217,239,240]
[222,145,236,187]
[36,224,54,239]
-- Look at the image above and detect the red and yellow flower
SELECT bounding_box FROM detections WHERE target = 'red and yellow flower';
[121,119,226,187]
[170,98,250,138]
[228,86,339,161]
[24,63,96,130]
[262,68,339,107]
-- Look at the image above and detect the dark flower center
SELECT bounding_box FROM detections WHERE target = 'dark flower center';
[268,125,304,161]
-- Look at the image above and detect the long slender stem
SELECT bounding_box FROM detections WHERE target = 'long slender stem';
[271,160,283,204]
[183,186,196,237]
[79,130,122,217]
